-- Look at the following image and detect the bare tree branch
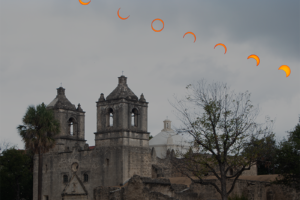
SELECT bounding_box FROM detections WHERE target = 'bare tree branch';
[169,79,275,200]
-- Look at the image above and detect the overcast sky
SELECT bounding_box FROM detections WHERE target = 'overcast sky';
[1,0,299,149]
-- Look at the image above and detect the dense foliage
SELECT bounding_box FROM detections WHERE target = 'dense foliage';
[247,133,277,175]
[274,124,300,191]
[0,148,33,200]
[17,102,60,200]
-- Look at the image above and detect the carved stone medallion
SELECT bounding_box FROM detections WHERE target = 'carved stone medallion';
[71,162,79,172]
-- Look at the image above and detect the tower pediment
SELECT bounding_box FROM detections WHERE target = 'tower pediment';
[62,173,87,196]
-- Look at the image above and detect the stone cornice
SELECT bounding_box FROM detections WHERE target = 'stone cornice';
[96,98,148,106]
[94,130,150,134]
[55,136,87,141]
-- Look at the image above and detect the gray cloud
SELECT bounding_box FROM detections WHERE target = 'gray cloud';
[1,0,299,148]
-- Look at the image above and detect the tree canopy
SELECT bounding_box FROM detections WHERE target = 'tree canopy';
[170,80,274,200]
[274,123,300,191]
[17,102,60,200]
[17,102,60,155]
[0,148,33,200]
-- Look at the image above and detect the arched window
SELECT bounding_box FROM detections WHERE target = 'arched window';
[70,122,73,135]
[84,174,88,182]
[63,175,68,183]
[131,112,134,126]
[68,118,76,136]
[131,108,138,127]
[166,123,168,129]
[229,168,233,176]
[267,190,274,200]
[107,108,114,127]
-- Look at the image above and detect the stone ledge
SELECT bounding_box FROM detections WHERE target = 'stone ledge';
[140,176,171,185]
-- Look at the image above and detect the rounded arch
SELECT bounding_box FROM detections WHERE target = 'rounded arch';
[67,117,77,136]
[68,116,78,123]
[106,108,114,127]
[131,108,139,127]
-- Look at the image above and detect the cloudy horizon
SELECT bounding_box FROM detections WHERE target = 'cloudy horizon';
[1,0,299,149]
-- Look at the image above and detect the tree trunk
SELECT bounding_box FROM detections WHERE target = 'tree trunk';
[15,176,20,200]
[38,149,43,200]
[220,164,228,200]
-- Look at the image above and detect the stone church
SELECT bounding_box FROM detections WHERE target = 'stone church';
[34,75,297,200]
[34,75,151,199]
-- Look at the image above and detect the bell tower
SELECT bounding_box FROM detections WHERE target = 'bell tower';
[47,87,86,151]
[95,75,151,186]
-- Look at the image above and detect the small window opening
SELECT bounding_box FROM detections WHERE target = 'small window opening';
[131,108,138,127]
[44,195,49,200]
[229,169,233,176]
[110,113,113,126]
[63,175,68,183]
[131,113,135,126]
[106,158,109,166]
[167,123,168,129]
[70,122,73,135]
[84,174,88,182]
[107,108,114,127]
[68,118,76,136]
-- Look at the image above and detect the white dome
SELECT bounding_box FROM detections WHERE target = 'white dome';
[149,131,189,147]
[149,119,190,158]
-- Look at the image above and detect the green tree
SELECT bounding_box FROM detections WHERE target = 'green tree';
[0,148,33,200]
[247,133,277,175]
[170,80,274,200]
[0,140,17,155]
[17,103,60,200]
[274,124,300,191]
[149,135,153,140]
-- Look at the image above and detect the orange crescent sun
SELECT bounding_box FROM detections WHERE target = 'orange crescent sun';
[183,32,196,43]
[247,54,260,66]
[151,19,164,32]
[79,0,91,5]
[214,43,227,54]
[117,8,130,20]
[278,65,291,77]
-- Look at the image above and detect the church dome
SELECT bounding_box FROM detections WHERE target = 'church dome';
[47,87,77,111]
[149,119,190,158]
[106,75,139,101]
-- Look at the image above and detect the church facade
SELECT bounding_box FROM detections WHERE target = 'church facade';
[33,75,257,200]
[33,76,155,200]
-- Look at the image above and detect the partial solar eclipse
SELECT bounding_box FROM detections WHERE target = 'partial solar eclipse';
[79,0,91,5]
[247,54,260,66]
[117,8,130,20]
[278,65,291,77]
[183,32,196,43]
[214,43,227,54]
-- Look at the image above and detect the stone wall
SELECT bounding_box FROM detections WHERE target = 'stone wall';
[190,178,300,200]
[94,175,198,200]
[94,175,300,200]
[33,144,151,200]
